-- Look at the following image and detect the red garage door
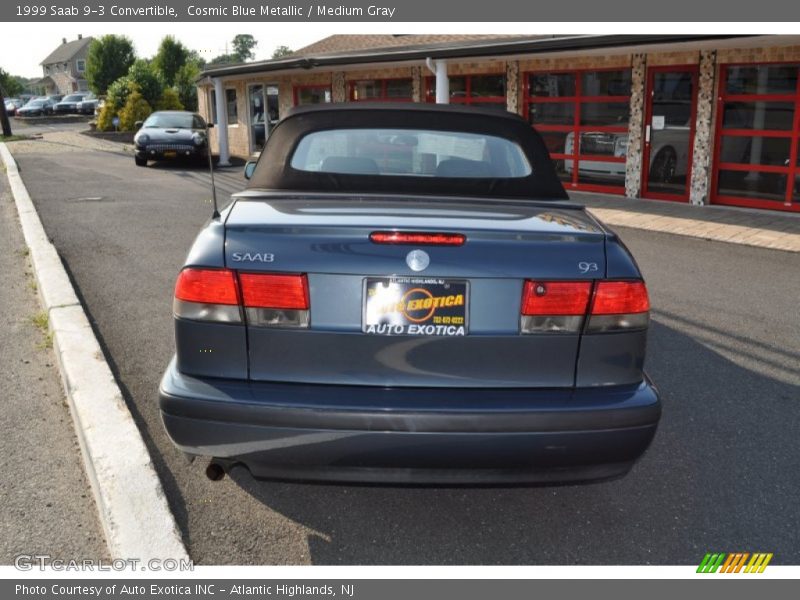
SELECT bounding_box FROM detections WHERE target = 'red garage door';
[525,68,632,195]
[712,63,800,212]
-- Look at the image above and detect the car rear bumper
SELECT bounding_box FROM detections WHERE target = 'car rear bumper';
[159,358,661,484]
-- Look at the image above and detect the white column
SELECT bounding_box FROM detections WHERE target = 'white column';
[435,60,449,104]
[213,77,231,167]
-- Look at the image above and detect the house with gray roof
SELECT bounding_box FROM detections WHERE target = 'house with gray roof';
[37,35,93,96]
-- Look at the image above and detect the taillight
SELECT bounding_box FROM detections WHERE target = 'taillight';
[239,273,310,328]
[370,231,466,246]
[174,268,242,323]
[173,269,310,328]
[521,281,591,333]
[586,281,650,332]
[239,273,308,309]
[175,268,238,305]
[520,279,649,334]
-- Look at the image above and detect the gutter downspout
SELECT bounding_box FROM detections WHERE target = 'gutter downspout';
[425,57,449,104]
[213,77,231,167]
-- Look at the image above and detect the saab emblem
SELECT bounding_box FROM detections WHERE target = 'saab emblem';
[406,249,430,272]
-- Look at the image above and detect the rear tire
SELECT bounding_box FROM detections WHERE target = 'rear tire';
[135,157,147,167]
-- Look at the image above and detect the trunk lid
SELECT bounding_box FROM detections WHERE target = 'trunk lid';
[224,195,606,388]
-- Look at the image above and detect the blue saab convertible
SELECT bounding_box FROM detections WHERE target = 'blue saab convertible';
[159,103,661,485]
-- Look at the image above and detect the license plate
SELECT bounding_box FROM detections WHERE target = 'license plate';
[163,150,177,158]
[363,277,468,336]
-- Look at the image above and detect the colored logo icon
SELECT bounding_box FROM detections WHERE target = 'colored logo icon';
[697,552,773,573]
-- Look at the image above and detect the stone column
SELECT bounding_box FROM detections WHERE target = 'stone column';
[506,60,520,114]
[689,50,717,205]
[624,54,646,199]
[411,66,422,102]
[332,72,346,103]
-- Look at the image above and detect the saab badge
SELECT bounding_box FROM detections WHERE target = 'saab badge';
[406,249,430,272]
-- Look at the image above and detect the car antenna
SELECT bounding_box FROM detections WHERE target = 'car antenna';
[205,121,220,219]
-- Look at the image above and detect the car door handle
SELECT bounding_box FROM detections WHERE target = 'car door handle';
[645,125,651,144]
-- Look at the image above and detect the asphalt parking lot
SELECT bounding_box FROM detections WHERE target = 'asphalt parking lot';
[11,143,800,565]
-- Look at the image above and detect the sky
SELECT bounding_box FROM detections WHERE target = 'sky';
[2,22,789,80]
[0,23,326,78]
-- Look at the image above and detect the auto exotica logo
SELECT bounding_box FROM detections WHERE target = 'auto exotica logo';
[697,552,773,573]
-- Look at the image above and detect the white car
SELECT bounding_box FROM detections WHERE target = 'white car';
[565,126,691,184]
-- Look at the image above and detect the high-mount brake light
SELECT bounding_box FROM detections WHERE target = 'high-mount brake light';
[369,231,466,246]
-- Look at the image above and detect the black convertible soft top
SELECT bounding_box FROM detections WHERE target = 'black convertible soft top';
[246,103,569,200]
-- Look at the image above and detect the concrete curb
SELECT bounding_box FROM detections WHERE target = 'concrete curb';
[1,142,189,562]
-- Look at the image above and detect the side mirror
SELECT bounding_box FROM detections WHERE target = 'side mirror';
[134,120,143,129]
[244,161,257,180]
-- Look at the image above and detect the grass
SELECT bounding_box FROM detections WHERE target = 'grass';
[30,311,53,349]
[0,134,30,142]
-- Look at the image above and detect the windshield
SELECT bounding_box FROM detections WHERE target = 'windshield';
[143,113,196,129]
[290,128,532,178]
[26,100,45,107]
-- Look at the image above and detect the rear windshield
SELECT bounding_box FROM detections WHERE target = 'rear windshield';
[63,95,84,102]
[143,113,198,129]
[289,128,532,178]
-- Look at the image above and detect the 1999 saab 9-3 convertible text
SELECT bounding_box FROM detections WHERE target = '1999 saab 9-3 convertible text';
[158,103,661,485]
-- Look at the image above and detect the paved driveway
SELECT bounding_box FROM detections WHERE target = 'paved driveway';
[11,144,800,565]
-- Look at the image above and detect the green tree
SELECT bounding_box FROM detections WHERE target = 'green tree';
[187,50,206,69]
[126,60,164,108]
[153,35,189,86]
[156,88,184,111]
[0,68,24,97]
[271,45,293,59]
[208,53,237,66]
[118,90,152,131]
[232,34,257,62]
[175,62,201,111]
[86,35,136,95]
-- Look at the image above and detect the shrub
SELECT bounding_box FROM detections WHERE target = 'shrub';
[155,88,184,111]
[96,103,116,131]
[95,78,137,131]
[118,90,152,131]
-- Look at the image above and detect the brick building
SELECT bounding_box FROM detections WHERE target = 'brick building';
[37,35,93,96]
[197,34,800,213]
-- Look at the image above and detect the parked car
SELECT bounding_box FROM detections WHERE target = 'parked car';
[75,95,99,115]
[4,98,24,116]
[159,103,661,485]
[54,93,91,114]
[16,98,56,117]
[133,111,209,167]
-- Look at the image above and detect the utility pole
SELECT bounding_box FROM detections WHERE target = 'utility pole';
[0,86,12,137]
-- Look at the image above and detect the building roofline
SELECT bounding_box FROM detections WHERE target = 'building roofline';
[199,34,755,79]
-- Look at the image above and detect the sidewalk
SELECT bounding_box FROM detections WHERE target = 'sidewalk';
[573,191,800,253]
[0,172,107,562]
